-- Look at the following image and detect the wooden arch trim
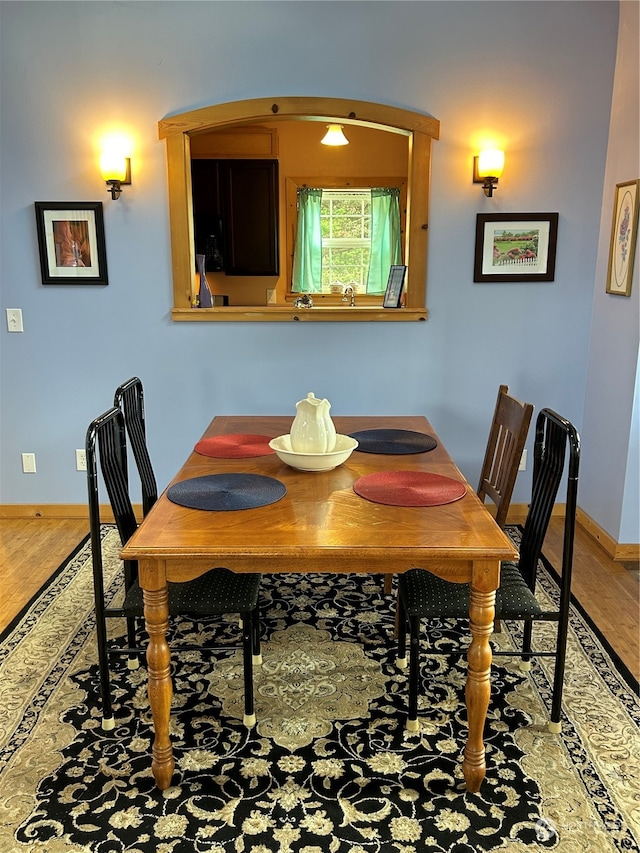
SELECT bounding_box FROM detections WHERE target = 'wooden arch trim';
[158,97,440,140]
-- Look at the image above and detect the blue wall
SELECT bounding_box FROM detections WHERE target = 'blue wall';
[1,1,631,537]
[580,0,640,545]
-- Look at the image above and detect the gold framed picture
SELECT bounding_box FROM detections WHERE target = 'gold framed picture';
[606,179,639,297]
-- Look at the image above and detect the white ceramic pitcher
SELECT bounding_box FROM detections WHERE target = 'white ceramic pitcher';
[290,392,337,454]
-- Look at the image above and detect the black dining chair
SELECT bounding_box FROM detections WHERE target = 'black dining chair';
[396,408,580,734]
[86,404,262,732]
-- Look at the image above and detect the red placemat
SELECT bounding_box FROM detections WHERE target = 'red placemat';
[195,434,275,458]
[353,471,467,507]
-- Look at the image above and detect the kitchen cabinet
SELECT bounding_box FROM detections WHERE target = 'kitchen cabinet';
[191,158,279,276]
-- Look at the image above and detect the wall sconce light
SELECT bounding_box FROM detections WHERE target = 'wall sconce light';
[473,149,505,197]
[100,149,131,200]
[321,124,349,146]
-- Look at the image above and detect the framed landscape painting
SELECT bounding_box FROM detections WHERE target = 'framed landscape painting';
[474,213,559,283]
[605,179,639,297]
[35,202,108,285]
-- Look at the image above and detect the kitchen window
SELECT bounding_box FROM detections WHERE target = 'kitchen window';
[292,187,402,295]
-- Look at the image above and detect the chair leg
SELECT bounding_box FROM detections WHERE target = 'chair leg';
[241,612,256,729]
[548,615,570,733]
[384,573,394,595]
[406,616,421,732]
[91,564,117,731]
[396,593,408,670]
[251,607,262,666]
[94,614,115,731]
[126,616,140,670]
[519,620,534,672]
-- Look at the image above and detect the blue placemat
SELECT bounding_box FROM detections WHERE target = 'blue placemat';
[349,429,437,455]
[167,473,286,511]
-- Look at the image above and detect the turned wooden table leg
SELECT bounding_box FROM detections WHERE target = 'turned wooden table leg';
[143,584,174,790]
[463,583,495,793]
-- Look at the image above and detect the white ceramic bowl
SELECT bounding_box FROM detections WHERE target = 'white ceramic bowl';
[269,434,359,472]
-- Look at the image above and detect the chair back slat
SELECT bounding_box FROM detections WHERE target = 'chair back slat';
[477,384,534,527]
[86,407,138,548]
[114,377,158,516]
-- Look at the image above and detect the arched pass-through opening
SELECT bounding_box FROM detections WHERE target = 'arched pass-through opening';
[159,97,440,322]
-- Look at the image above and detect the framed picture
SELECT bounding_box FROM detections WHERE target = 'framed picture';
[383,264,407,307]
[474,213,559,283]
[605,179,639,297]
[34,202,108,285]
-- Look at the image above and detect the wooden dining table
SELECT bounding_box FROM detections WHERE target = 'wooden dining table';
[120,414,517,793]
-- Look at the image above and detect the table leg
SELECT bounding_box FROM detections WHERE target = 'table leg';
[463,584,495,793]
[143,585,174,790]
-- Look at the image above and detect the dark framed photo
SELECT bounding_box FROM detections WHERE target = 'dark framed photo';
[34,202,108,285]
[383,264,407,307]
[474,213,559,282]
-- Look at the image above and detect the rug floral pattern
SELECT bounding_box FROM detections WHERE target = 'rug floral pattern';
[0,528,638,852]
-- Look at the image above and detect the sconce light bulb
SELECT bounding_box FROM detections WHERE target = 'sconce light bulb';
[100,151,128,182]
[477,149,505,179]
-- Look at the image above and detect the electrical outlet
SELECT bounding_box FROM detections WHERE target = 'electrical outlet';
[519,449,527,471]
[22,452,36,473]
[76,449,87,471]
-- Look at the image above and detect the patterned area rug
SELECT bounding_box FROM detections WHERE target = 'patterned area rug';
[0,527,638,853]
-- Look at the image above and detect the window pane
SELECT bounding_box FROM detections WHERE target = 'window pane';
[322,246,370,289]
[334,217,367,239]
[320,190,371,292]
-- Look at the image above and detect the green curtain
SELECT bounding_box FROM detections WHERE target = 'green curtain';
[292,188,323,293]
[366,188,401,293]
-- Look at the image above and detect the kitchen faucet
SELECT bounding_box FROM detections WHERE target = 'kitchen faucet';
[342,284,355,307]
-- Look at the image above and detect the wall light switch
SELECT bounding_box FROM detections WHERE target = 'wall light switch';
[6,308,24,332]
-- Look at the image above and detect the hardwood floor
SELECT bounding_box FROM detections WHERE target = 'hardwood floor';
[0,517,638,681]
[541,516,639,681]
[0,518,89,632]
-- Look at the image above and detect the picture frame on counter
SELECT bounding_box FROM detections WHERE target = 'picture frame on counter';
[383,265,407,307]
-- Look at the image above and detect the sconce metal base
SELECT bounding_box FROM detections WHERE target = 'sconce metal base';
[106,181,122,200]
[105,158,131,200]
